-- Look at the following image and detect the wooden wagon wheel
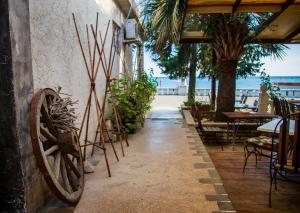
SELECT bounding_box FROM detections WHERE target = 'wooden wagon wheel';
[30,88,84,204]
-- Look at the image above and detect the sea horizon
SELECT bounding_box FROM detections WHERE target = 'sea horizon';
[153,76,300,89]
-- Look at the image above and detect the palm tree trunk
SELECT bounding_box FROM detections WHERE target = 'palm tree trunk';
[216,60,238,121]
[210,75,216,109]
[210,49,217,109]
[188,50,197,103]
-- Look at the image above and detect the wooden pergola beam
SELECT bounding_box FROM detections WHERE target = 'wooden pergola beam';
[252,38,300,44]
[182,0,300,44]
[256,0,295,36]
[186,1,300,14]
[284,26,300,42]
[180,36,300,44]
[179,0,189,43]
[186,4,283,14]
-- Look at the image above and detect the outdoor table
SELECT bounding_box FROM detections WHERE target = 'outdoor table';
[223,112,276,150]
[235,103,257,111]
[257,118,295,136]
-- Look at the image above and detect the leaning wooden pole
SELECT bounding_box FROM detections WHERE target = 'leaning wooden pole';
[72,13,119,177]
[91,24,129,156]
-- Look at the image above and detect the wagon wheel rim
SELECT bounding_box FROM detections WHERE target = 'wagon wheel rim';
[30,88,84,204]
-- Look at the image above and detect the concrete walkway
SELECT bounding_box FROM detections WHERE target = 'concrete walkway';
[75,108,231,213]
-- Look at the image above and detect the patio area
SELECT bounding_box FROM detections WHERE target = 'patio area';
[2,0,300,212]
[207,144,300,213]
[74,108,233,213]
[52,107,300,213]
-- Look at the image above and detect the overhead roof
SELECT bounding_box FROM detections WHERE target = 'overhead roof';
[181,0,300,44]
[114,0,140,20]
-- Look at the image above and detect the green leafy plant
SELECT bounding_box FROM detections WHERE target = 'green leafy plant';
[184,100,210,107]
[133,72,157,126]
[111,72,157,134]
[260,71,281,99]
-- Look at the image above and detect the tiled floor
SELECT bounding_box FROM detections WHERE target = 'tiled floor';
[74,108,227,213]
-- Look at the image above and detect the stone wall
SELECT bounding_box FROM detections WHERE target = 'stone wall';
[0,0,33,211]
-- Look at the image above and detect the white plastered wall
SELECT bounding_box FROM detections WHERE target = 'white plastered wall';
[29,0,132,151]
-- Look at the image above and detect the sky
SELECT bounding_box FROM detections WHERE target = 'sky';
[144,44,300,77]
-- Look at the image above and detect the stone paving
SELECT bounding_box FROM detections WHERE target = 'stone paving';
[74,108,234,213]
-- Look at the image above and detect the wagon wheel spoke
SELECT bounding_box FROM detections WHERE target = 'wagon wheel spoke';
[54,151,61,179]
[61,158,72,193]
[46,95,53,108]
[41,100,57,135]
[64,156,78,191]
[65,155,81,178]
[40,126,57,143]
[71,152,80,159]
[68,154,78,164]
[45,145,59,156]
[42,100,49,114]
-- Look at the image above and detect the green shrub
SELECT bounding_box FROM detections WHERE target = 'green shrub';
[260,72,281,99]
[111,72,157,134]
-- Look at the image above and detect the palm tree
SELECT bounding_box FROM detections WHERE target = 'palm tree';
[142,0,186,52]
[153,43,199,103]
[143,1,198,103]
[143,1,286,120]
[202,14,286,119]
[206,14,249,119]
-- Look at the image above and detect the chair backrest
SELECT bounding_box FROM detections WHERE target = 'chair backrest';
[242,95,248,104]
[273,97,282,116]
[253,99,258,107]
[273,97,290,117]
[292,113,300,172]
[276,117,290,170]
[289,103,296,113]
[191,105,198,118]
[197,104,211,112]
[276,114,300,173]
[280,99,290,117]
[238,94,245,103]
[196,112,205,131]
[196,110,215,131]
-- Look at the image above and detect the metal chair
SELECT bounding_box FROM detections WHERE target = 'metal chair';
[243,119,281,173]
[269,113,300,207]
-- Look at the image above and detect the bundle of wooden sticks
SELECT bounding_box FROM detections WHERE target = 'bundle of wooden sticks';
[49,87,79,133]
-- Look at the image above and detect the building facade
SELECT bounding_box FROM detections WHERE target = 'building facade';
[0,0,142,212]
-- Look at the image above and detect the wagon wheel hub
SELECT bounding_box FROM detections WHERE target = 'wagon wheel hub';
[58,132,80,155]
